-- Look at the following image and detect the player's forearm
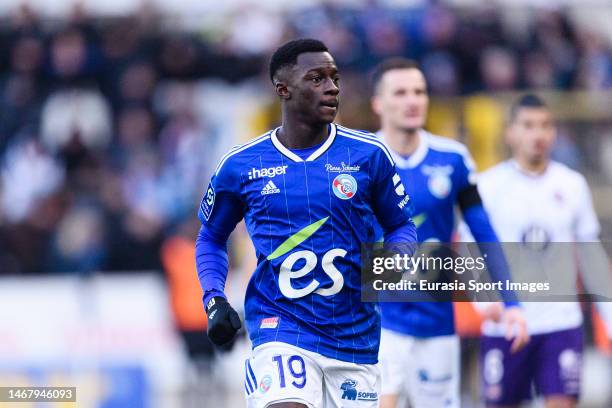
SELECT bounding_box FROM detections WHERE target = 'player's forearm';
[383,219,418,256]
[463,205,519,307]
[195,225,230,307]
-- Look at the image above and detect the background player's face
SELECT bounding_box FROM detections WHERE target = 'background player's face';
[286,51,340,125]
[508,107,556,165]
[372,68,428,132]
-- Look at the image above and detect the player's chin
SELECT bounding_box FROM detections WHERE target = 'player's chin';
[402,118,424,130]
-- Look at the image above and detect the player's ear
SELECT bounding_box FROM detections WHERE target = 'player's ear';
[275,80,291,100]
[504,123,516,147]
[371,95,382,116]
[274,68,292,100]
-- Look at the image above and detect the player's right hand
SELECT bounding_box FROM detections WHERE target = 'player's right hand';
[502,306,530,353]
[205,296,242,346]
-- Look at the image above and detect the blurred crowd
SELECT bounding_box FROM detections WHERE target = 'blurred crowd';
[0,2,611,275]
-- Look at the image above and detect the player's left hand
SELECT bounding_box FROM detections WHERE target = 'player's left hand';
[502,306,530,353]
[205,296,242,347]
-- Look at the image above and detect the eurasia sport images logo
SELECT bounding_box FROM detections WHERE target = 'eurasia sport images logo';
[332,174,357,200]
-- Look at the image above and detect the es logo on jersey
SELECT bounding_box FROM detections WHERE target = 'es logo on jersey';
[248,165,288,180]
[332,174,357,200]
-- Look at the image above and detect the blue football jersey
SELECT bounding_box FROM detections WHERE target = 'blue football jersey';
[376,130,477,337]
[199,123,414,363]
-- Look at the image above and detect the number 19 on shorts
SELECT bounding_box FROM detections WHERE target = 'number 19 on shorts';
[273,355,307,389]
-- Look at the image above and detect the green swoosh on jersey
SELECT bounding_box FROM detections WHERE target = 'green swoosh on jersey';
[267,216,329,260]
[413,213,427,228]
[378,213,426,243]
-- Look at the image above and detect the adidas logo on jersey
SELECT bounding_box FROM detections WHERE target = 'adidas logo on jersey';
[261,180,280,195]
[248,165,288,180]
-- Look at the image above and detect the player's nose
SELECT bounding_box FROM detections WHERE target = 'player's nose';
[323,78,339,95]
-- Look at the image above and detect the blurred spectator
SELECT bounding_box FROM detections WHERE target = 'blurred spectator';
[40,89,112,154]
[49,203,106,273]
[480,46,519,91]
[523,51,556,89]
[1,138,64,223]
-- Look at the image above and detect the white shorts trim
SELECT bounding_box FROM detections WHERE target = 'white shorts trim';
[379,330,460,408]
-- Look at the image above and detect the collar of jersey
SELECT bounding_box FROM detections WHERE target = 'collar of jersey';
[271,123,337,162]
[377,129,429,169]
[508,158,551,178]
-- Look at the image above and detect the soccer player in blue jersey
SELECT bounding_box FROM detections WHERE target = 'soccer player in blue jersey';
[370,58,529,408]
[196,40,417,408]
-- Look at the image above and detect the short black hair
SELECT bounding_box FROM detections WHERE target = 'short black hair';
[510,94,548,121]
[371,58,421,93]
[269,38,329,82]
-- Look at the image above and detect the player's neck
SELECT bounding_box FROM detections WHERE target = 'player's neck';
[277,117,329,149]
[382,126,421,157]
[514,156,550,175]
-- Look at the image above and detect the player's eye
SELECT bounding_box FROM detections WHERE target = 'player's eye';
[311,76,322,84]
[333,76,340,85]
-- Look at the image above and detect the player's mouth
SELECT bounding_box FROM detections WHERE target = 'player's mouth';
[320,100,339,113]
[404,110,422,118]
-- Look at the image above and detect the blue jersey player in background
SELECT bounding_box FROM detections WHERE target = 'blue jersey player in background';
[369,58,529,408]
[196,40,417,408]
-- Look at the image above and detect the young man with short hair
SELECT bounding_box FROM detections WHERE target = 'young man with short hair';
[196,40,417,408]
[370,58,529,408]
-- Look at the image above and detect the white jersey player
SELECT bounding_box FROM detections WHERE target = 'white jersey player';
[473,94,612,408]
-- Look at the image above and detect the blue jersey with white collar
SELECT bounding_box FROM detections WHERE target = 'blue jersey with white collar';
[198,123,415,363]
[377,130,477,337]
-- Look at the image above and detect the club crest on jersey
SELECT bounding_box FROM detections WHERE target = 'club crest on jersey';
[332,174,357,200]
[521,225,551,251]
[422,165,453,199]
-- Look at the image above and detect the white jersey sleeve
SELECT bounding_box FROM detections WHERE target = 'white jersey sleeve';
[573,175,601,241]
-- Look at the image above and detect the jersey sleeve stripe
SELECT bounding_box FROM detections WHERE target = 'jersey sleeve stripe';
[426,133,476,170]
[336,130,395,165]
[336,126,396,158]
[336,124,373,137]
[214,132,272,175]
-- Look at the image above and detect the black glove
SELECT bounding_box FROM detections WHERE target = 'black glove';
[205,296,242,346]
